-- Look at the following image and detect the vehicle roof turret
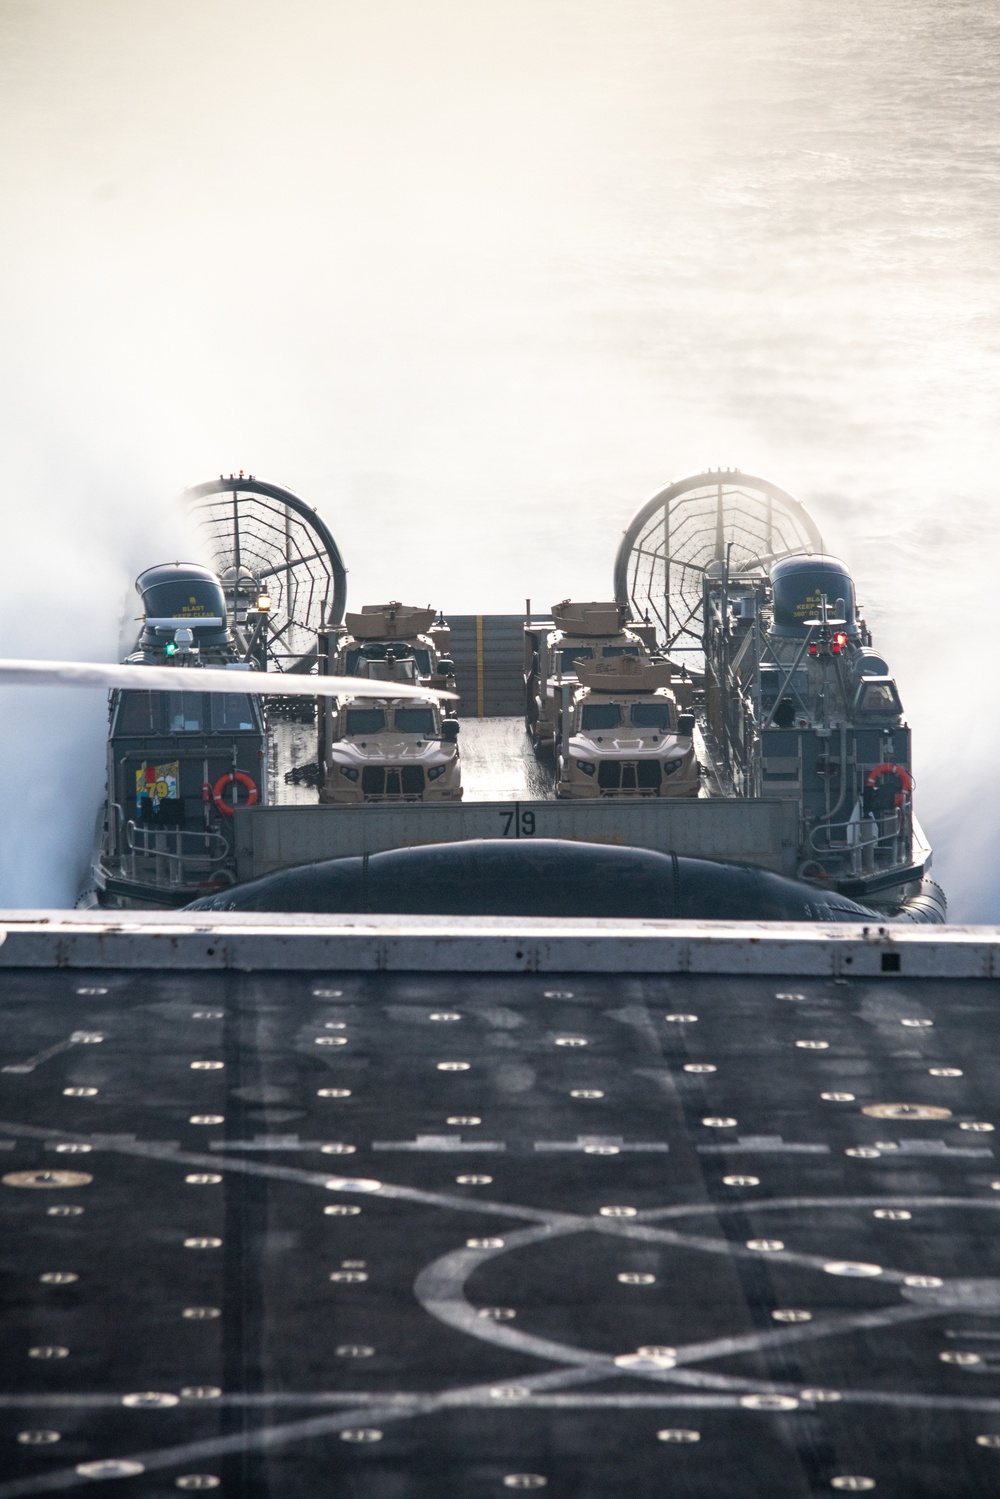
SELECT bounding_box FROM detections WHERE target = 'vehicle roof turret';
[575,656,673,695]
[550,600,629,637]
[346,602,438,639]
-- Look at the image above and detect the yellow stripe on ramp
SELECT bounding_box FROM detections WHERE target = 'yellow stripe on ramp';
[475,615,485,718]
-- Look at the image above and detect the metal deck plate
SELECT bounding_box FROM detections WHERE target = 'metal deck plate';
[2,952,1000,1496]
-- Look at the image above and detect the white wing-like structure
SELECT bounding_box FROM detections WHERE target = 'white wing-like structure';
[0,660,456,702]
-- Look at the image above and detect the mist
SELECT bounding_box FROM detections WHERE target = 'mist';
[1,0,997,914]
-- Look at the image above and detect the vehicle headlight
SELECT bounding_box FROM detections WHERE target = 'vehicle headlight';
[427,764,447,781]
[575,760,596,776]
[662,757,685,775]
[339,765,360,781]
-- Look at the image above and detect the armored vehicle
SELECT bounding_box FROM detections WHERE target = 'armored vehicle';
[321,609,462,804]
[320,667,462,804]
[523,599,650,752]
[555,654,700,799]
[332,602,455,689]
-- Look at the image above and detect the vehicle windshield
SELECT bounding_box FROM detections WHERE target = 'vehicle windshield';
[602,645,640,657]
[394,707,436,735]
[345,708,386,734]
[560,647,594,671]
[631,702,673,729]
[361,658,418,682]
[580,703,622,730]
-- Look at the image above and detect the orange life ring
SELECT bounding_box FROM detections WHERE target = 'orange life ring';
[212,769,258,817]
[865,762,913,807]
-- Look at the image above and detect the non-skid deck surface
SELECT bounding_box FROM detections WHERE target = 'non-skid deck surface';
[2,969,1000,1496]
[268,721,319,806]
[458,719,553,802]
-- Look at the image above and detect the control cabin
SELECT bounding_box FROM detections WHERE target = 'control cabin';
[94,563,267,907]
[703,553,920,897]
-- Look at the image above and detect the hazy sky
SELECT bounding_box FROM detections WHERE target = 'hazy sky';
[1,0,998,910]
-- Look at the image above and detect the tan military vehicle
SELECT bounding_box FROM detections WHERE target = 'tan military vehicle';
[524,600,650,752]
[319,604,461,803]
[321,676,462,806]
[555,654,699,799]
[332,602,457,697]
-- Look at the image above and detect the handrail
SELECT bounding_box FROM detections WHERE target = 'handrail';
[809,807,904,854]
[110,801,126,853]
[809,819,878,854]
[125,822,231,867]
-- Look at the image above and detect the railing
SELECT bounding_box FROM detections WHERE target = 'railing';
[119,822,235,893]
[807,804,911,877]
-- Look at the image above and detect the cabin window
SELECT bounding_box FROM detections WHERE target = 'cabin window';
[560,647,594,670]
[394,707,436,735]
[857,680,901,714]
[602,645,640,657]
[210,694,256,731]
[116,690,258,735]
[413,649,432,675]
[116,692,158,735]
[345,708,386,734]
[580,704,622,730]
[165,693,203,732]
[631,702,673,729]
[760,667,809,700]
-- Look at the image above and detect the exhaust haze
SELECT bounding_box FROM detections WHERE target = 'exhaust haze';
[1,0,997,913]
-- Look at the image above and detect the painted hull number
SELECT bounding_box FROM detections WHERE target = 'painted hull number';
[500,806,536,837]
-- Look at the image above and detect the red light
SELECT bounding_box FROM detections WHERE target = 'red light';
[832,632,847,654]
[808,643,817,656]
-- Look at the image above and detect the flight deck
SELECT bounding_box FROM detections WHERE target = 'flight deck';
[0,917,999,1497]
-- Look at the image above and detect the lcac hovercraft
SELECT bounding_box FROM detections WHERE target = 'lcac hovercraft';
[0,467,942,921]
[80,475,448,908]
